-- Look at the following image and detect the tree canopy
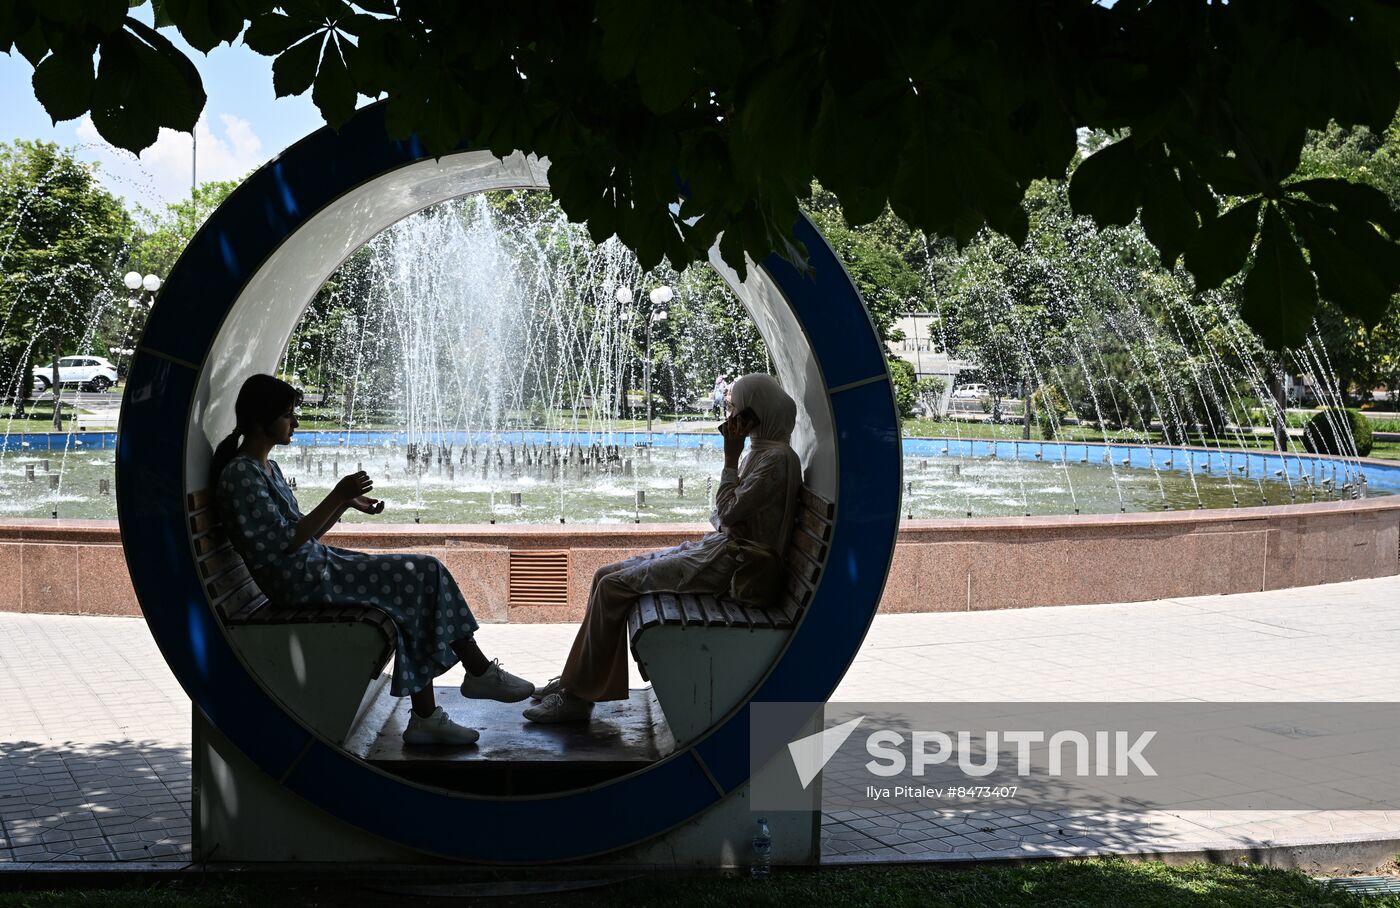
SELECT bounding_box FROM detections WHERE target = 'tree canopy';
[4,1,1400,351]
[0,140,130,394]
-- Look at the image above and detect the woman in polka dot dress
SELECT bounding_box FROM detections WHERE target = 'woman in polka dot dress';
[211,374,535,746]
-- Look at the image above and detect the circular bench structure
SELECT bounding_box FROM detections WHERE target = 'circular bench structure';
[116,101,901,862]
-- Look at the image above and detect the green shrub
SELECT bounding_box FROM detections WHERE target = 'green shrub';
[1029,385,1069,439]
[1302,407,1373,457]
[888,357,917,420]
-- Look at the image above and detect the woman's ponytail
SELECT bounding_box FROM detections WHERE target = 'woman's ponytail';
[209,428,244,490]
[210,373,302,490]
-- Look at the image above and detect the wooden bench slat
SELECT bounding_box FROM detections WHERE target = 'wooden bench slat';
[192,530,229,556]
[189,488,214,510]
[679,594,705,628]
[637,594,662,630]
[741,603,774,631]
[199,546,242,578]
[207,564,252,599]
[213,580,263,621]
[718,598,751,629]
[787,538,823,575]
[189,510,219,535]
[657,592,686,626]
[785,549,821,587]
[699,594,730,626]
[796,507,833,542]
[799,487,835,521]
[227,594,269,623]
[784,585,811,615]
[790,525,829,563]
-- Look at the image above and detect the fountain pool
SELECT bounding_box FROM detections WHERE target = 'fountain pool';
[0,429,1390,522]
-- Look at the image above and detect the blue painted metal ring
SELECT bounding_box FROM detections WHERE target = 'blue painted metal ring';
[116,102,900,862]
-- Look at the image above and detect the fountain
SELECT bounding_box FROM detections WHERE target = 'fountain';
[3,188,1392,524]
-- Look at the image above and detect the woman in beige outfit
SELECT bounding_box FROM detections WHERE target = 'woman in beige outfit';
[524,374,802,722]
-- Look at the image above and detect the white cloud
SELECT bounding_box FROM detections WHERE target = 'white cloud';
[73,112,265,211]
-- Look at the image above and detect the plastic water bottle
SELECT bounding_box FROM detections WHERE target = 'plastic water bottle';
[750,817,772,880]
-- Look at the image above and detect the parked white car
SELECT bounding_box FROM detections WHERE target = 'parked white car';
[32,356,119,392]
[950,383,989,400]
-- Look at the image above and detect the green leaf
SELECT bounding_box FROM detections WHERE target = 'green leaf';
[634,22,695,114]
[1239,203,1317,350]
[1288,178,1400,239]
[31,50,95,123]
[272,32,323,97]
[1191,153,1262,198]
[1184,199,1261,291]
[1068,139,1143,228]
[125,17,203,131]
[311,34,356,128]
[1287,200,1397,327]
[811,87,899,226]
[150,0,175,29]
[90,31,159,151]
[0,3,38,55]
[595,0,646,82]
[243,11,316,55]
[729,55,816,199]
[13,17,51,64]
[162,0,249,52]
[88,19,206,152]
[1139,159,1201,269]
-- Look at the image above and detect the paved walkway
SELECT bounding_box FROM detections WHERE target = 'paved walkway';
[1,576,1398,864]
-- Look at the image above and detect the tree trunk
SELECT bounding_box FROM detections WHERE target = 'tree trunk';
[1269,374,1288,452]
[1022,382,1032,440]
[14,354,28,417]
[51,353,62,432]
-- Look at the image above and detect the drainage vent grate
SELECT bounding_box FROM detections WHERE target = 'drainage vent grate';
[1318,876,1400,895]
[508,549,570,608]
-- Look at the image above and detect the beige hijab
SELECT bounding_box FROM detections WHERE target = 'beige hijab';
[727,374,801,553]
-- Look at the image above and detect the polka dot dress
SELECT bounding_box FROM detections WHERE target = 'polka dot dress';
[216,454,478,697]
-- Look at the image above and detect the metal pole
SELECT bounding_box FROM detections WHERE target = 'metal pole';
[645,318,653,435]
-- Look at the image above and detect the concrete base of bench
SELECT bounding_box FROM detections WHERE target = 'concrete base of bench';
[194,707,426,863]
[194,687,822,865]
[634,626,789,745]
[228,621,392,746]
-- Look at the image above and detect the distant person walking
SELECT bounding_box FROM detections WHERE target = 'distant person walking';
[712,374,728,416]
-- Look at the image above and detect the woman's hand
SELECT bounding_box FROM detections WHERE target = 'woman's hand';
[347,495,385,516]
[333,470,373,504]
[718,413,749,467]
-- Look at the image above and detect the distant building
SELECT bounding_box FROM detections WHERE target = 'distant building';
[886,312,975,416]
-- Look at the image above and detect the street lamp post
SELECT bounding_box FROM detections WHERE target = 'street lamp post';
[117,271,161,378]
[615,288,634,418]
[646,286,672,435]
[124,270,161,308]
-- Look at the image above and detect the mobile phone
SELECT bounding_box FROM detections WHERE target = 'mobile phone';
[717,407,760,434]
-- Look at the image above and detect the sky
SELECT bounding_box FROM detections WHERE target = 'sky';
[0,6,327,215]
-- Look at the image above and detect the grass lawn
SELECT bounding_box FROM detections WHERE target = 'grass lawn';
[0,860,1392,907]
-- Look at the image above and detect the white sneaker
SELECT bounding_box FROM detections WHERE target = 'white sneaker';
[531,676,564,702]
[459,659,535,703]
[403,706,480,746]
[522,691,594,724]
